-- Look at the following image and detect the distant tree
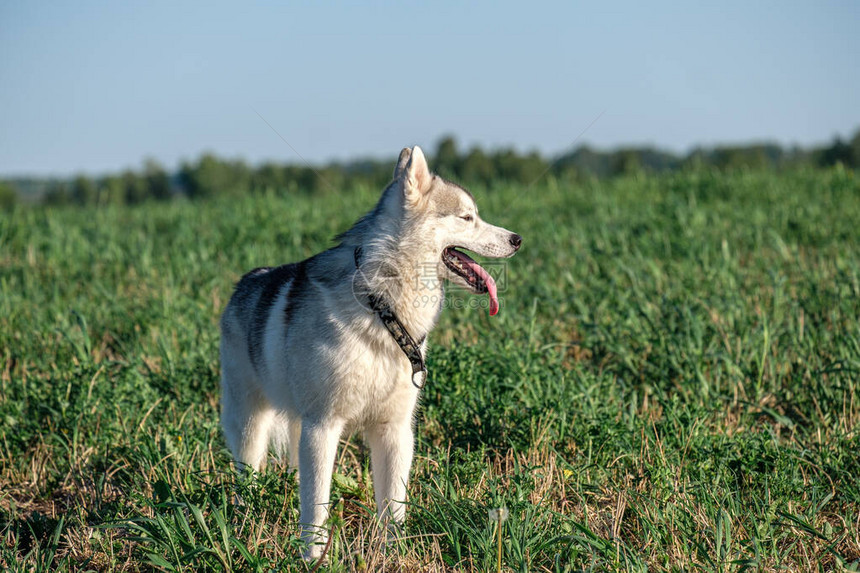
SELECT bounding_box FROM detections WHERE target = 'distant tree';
[0,181,17,210]
[143,159,171,200]
[460,147,495,185]
[252,162,287,193]
[610,149,643,176]
[684,143,786,171]
[552,162,580,182]
[43,181,70,205]
[682,148,708,171]
[339,158,392,189]
[123,170,150,204]
[557,145,612,177]
[711,147,743,170]
[520,151,549,183]
[180,154,250,199]
[98,175,127,206]
[636,147,681,171]
[71,175,98,205]
[851,129,860,167]
[22,126,860,210]
[818,137,853,168]
[283,166,320,194]
[711,145,777,170]
[491,148,547,184]
[757,144,785,167]
[784,145,813,169]
[434,136,460,179]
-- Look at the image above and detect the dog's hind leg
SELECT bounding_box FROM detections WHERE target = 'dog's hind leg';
[223,393,275,472]
[220,350,275,472]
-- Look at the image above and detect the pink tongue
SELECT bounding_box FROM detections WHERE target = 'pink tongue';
[461,257,499,316]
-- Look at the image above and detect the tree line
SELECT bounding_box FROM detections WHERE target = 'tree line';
[2,128,859,209]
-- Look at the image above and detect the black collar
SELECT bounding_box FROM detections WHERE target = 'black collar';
[354,246,427,389]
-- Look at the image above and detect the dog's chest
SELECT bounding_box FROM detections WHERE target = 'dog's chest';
[332,338,419,424]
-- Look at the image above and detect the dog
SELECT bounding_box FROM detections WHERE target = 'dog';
[219,145,521,560]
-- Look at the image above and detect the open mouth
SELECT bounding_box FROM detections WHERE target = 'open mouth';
[442,247,499,316]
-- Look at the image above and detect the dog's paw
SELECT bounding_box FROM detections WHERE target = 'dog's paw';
[382,519,406,549]
[302,539,329,563]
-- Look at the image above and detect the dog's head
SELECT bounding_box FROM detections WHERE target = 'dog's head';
[393,146,522,316]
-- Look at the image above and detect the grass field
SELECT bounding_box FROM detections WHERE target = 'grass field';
[1,167,859,571]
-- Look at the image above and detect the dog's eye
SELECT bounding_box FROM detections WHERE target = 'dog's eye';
[460,215,474,222]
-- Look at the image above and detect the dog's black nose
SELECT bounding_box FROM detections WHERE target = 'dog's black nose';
[509,234,522,249]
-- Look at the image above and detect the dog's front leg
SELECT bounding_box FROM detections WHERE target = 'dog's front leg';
[298,418,344,561]
[366,419,414,529]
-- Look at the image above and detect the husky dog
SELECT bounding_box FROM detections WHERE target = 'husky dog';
[220,146,521,560]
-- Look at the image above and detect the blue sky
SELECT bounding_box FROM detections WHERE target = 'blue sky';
[1,1,858,176]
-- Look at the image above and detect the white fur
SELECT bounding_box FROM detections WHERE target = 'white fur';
[219,145,521,561]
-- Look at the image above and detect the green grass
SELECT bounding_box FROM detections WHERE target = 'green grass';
[1,167,859,571]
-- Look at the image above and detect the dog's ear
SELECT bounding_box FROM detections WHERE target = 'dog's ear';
[404,145,431,203]
[393,147,412,179]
